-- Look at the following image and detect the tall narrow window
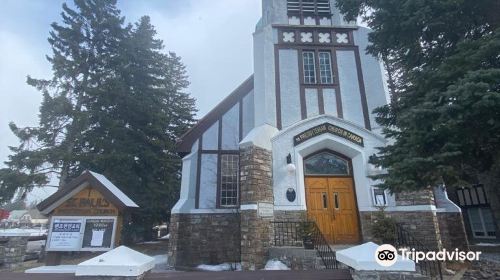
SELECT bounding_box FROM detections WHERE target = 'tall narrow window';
[303,51,316,84]
[220,154,239,207]
[318,52,333,84]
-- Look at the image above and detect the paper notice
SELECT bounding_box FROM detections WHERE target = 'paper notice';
[91,230,104,247]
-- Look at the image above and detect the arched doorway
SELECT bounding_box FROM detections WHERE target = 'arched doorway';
[304,150,360,244]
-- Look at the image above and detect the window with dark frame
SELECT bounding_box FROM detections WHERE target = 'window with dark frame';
[318,51,333,84]
[302,51,334,85]
[302,51,316,84]
[219,154,239,207]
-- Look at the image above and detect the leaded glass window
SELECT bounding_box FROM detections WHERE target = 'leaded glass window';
[220,154,239,207]
[303,51,316,84]
[304,152,350,175]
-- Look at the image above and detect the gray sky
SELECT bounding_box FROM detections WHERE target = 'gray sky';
[0,0,261,203]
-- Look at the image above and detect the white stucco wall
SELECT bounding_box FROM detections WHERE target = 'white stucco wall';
[199,154,218,209]
[171,150,198,214]
[279,49,301,127]
[336,50,365,128]
[323,88,338,117]
[354,27,391,133]
[253,25,278,127]
[305,88,319,118]
[242,90,255,138]
[221,104,240,150]
[202,121,219,150]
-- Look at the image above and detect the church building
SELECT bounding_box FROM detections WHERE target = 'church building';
[168,0,468,270]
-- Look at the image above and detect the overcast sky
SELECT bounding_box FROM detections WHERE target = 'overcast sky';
[0,0,261,203]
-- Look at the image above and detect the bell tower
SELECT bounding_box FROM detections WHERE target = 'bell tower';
[252,0,384,132]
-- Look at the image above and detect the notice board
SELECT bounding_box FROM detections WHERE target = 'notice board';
[82,218,115,249]
[46,216,117,251]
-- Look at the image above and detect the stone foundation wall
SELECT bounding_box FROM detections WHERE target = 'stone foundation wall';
[359,211,442,250]
[436,212,469,251]
[0,236,29,269]
[396,189,435,206]
[352,270,430,280]
[167,213,240,268]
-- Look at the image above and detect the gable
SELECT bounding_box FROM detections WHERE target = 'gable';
[177,75,254,155]
[38,170,138,215]
[53,186,119,216]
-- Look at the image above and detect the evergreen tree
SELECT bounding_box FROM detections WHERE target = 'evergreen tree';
[0,1,196,240]
[336,0,500,236]
[1,0,125,201]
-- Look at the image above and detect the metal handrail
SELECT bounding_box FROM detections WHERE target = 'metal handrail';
[271,221,339,269]
[394,224,443,280]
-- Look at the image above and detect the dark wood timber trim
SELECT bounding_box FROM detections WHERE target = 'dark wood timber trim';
[274,23,357,30]
[318,88,325,114]
[216,118,223,208]
[177,75,254,154]
[298,51,307,119]
[331,49,343,118]
[238,100,243,141]
[353,47,372,130]
[274,45,283,129]
[195,137,202,209]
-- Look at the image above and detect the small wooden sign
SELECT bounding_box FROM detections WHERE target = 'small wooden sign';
[38,170,138,257]
[294,123,364,147]
[53,187,118,216]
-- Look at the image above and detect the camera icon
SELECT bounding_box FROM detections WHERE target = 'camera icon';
[375,244,398,267]
[377,249,395,261]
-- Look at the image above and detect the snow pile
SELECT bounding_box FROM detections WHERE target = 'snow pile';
[475,243,500,247]
[159,233,170,240]
[197,263,242,271]
[153,255,168,265]
[264,259,290,270]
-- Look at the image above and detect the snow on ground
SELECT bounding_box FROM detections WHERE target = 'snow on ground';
[159,233,170,240]
[153,255,168,265]
[0,228,47,236]
[264,259,290,270]
[475,243,500,246]
[197,263,242,271]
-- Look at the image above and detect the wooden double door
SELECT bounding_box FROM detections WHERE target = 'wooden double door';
[305,177,360,244]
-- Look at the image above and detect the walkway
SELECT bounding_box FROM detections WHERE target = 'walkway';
[0,270,352,280]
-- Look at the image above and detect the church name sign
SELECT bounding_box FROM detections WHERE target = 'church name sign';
[294,123,364,147]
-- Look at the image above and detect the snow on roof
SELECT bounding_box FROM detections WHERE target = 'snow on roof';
[8,210,28,220]
[88,171,139,208]
[37,170,139,213]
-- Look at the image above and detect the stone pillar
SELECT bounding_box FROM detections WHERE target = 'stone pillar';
[239,145,274,270]
[0,236,29,269]
[392,189,443,250]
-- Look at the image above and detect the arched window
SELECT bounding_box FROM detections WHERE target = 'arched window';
[304,151,350,176]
